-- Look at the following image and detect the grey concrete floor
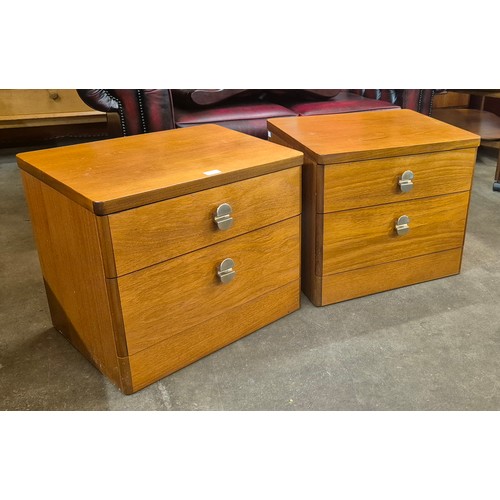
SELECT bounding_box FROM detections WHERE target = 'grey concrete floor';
[1,145,499,411]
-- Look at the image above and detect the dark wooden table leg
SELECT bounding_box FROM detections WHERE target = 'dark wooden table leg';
[494,149,500,192]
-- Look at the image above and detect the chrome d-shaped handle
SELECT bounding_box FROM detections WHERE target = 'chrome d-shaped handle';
[395,215,410,236]
[214,203,233,230]
[398,170,414,193]
[217,258,236,284]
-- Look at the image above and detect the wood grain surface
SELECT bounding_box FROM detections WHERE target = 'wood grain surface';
[320,148,476,212]
[432,109,500,140]
[321,191,469,275]
[321,248,462,305]
[269,134,323,304]
[432,91,470,109]
[0,89,99,115]
[125,280,300,393]
[118,216,301,355]
[298,157,322,305]
[108,167,301,276]
[16,124,303,215]
[268,109,480,164]
[21,172,129,390]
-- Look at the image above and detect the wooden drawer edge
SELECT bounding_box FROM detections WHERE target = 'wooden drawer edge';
[319,191,470,276]
[94,155,304,216]
[107,166,302,277]
[318,148,477,213]
[120,279,300,394]
[318,248,462,306]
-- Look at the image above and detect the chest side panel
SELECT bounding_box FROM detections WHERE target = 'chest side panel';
[20,172,129,391]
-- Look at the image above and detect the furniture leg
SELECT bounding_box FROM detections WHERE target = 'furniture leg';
[494,148,500,192]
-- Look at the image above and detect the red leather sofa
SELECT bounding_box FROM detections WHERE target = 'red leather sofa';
[77,89,436,140]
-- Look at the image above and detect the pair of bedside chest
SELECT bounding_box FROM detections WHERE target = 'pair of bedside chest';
[17,110,480,393]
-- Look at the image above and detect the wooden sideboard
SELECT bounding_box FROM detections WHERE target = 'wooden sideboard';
[0,89,107,147]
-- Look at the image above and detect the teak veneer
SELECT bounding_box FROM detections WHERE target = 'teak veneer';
[17,124,302,215]
[268,109,480,306]
[18,125,303,393]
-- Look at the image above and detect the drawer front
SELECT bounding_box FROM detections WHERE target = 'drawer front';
[108,167,301,276]
[320,149,476,212]
[118,216,300,355]
[0,89,97,115]
[124,280,300,393]
[320,192,469,275]
[321,248,462,305]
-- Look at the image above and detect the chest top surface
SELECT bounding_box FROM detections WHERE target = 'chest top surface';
[268,109,480,165]
[17,124,303,215]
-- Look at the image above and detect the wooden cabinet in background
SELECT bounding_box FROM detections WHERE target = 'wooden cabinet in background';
[0,89,107,147]
[432,91,470,109]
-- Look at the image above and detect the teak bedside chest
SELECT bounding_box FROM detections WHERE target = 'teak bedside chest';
[268,110,480,306]
[17,125,303,393]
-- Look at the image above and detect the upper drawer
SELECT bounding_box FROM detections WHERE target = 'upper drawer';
[107,167,301,276]
[319,148,476,213]
[320,191,470,276]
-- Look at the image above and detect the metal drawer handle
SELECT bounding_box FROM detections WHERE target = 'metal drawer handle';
[395,215,410,236]
[217,258,236,284]
[398,170,414,193]
[214,203,233,230]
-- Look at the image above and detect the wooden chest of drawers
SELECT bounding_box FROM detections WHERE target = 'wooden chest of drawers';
[17,125,303,393]
[268,110,480,306]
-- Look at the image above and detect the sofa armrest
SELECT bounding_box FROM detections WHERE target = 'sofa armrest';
[350,89,436,115]
[77,89,175,136]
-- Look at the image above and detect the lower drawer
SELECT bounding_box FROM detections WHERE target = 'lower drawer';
[320,248,462,305]
[122,279,300,393]
[320,191,469,275]
[117,216,301,355]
